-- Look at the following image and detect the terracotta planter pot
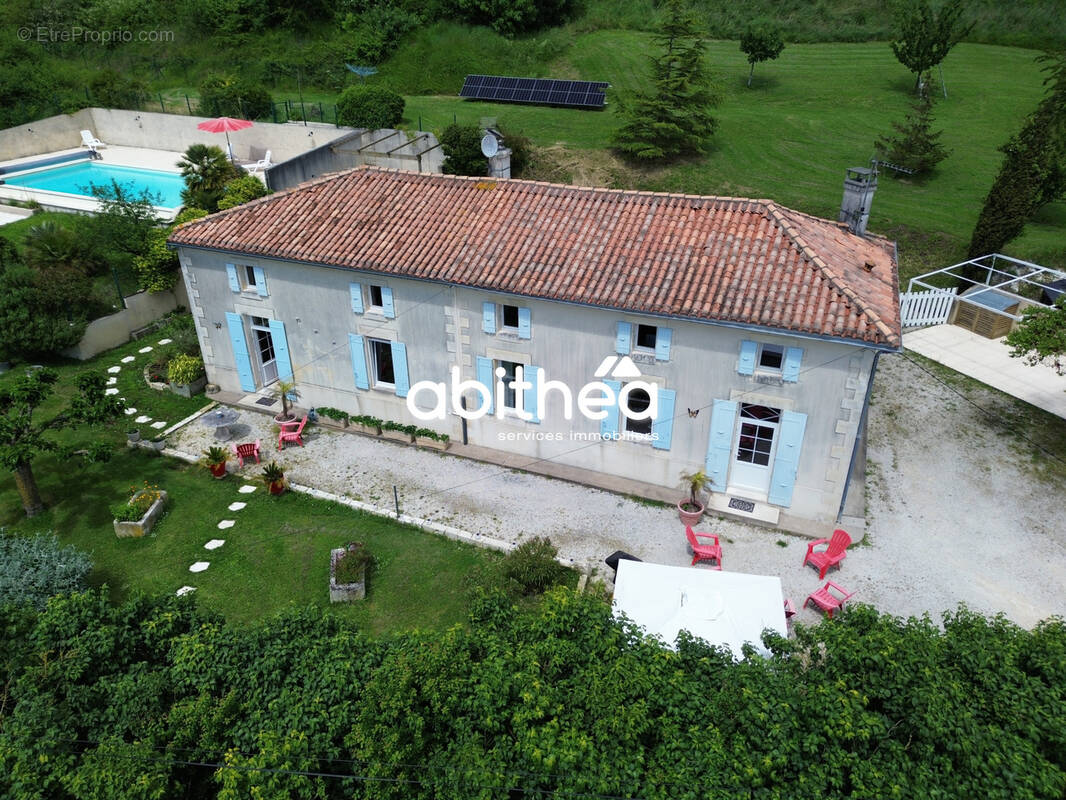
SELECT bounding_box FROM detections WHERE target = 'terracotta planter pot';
[268,479,286,495]
[209,462,227,479]
[678,501,705,526]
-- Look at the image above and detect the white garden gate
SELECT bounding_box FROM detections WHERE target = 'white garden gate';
[899,287,957,327]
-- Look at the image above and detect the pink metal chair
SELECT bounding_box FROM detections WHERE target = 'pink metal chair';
[278,416,308,450]
[802,528,852,580]
[231,439,261,467]
[684,525,722,570]
[805,581,854,619]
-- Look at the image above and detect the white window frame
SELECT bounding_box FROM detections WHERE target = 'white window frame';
[240,264,258,292]
[368,284,385,314]
[621,383,654,440]
[634,324,658,354]
[756,343,785,373]
[368,337,395,389]
[499,304,521,333]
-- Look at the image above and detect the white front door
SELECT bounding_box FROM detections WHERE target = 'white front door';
[250,317,278,385]
[730,404,780,494]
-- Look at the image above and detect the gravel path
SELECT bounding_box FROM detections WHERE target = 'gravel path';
[168,354,1066,629]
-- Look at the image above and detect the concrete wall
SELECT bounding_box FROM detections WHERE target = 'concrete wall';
[178,249,880,529]
[265,129,443,191]
[0,109,95,159]
[62,284,188,360]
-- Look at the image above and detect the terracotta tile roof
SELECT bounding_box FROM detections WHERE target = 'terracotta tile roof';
[169,166,901,348]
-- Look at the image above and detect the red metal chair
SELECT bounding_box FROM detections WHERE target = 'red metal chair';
[231,439,261,467]
[805,581,854,619]
[684,525,722,570]
[802,528,852,580]
[278,416,308,450]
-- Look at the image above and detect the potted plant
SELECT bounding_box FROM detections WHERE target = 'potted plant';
[111,483,168,538]
[381,420,416,443]
[272,378,299,423]
[262,460,287,495]
[678,469,712,525]
[167,353,206,398]
[351,414,382,436]
[316,406,349,428]
[202,446,229,479]
[127,428,140,443]
[149,435,166,451]
[329,541,370,602]
[415,427,451,451]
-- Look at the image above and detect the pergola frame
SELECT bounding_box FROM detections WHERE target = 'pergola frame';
[907,253,1066,320]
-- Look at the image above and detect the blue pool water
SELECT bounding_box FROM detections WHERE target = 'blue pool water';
[4,162,184,208]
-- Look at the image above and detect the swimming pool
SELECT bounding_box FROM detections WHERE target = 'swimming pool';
[3,162,185,208]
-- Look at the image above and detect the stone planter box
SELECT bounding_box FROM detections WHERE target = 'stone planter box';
[381,428,415,444]
[319,414,348,430]
[169,375,207,398]
[352,422,382,437]
[329,547,366,602]
[114,489,168,538]
[143,366,168,392]
[417,437,450,452]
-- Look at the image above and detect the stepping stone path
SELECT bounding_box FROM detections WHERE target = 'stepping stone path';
[150,421,166,429]
[138,346,153,353]
[217,520,235,530]
[105,388,119,396]
[176,586,196,596]
[107,366,121,374]
[124,408,137,415]
[135,415,151,424]
[107,377,117,385]
[189,562,210,573]
[121,356,136,363]
[158,338,172,345]
[228,502,247,511]
[238,485,257,494]
[182,473,256,596]
[204,539,225,550]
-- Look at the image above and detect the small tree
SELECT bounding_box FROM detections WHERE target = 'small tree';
[874,80,950,175]
[199,75,273,120]
[612,0,721,162]
[440,124,486,176]
[217,174,272,211]
[740,20,785,87]
[177,144,241,212]
[890,0,973,91]
[0,369,122,516]
[336,85,404,129]
[1006,298,1066,375]
[0,266,90,362]
[133,208,208,293]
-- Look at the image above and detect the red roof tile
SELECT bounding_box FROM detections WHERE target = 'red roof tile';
[168,167,901,348]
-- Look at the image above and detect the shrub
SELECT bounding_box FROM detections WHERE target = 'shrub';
[440,123,486,176]
[501,536,568,596]
[217,175,271,211]
[0,533,92,610]
[342,4,422,64]
[334,542,371,584]
[132,228,180,293]
[198,75,273,120]
[336,85,405,129]
[167,353,204,385]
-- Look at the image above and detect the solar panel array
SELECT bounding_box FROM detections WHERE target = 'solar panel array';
[459,75,609,109]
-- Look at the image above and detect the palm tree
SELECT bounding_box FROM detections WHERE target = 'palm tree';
[177,144,237,212]
[22,221,102,276]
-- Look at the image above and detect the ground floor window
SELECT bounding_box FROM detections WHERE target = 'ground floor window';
[369,338,395,386]
[496,359,522,409]
[623,386,653,436]
[736,404,780,466]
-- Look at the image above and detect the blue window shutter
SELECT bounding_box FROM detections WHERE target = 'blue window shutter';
[615,322,631,355]
[381,287,395,319]
[225,263,240,293]
[349,283,364,314]
[225,312,256,392]
[482,302,496,334]
[524,365,540,423]
[651,388,676,450]
[517,307,531,340]
[705,399,738,492]
[782,347,804,382]
[348,334,369,390]
[476,356,494,415]
[654,327,672,361]
[600,379,621,438]
[768,410,807,507]
[268,320,293,382]
[390,341,409,398]
[737,340,757,375]
[253,266,268,297]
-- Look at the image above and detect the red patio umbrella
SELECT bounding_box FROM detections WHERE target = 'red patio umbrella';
[196,117,253,161]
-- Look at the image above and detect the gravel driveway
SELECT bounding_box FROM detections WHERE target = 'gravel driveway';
[169,353,1066,629]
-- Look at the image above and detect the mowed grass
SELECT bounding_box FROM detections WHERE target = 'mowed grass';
[388,35,1062,276]
[0,447,507,632]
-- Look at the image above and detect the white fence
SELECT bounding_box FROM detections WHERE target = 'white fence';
[900,288,957,327]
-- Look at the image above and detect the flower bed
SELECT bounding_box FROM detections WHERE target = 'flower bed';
[112,485,168,538]
[329,543,369,602]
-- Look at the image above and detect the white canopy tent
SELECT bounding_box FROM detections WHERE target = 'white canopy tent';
[612,561,788,659]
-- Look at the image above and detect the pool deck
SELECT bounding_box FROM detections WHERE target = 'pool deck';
[0,145,186,218]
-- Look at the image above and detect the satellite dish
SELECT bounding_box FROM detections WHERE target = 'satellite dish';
[480,132,499,158]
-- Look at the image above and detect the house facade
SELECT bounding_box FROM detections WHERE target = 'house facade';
[169,167,901,532]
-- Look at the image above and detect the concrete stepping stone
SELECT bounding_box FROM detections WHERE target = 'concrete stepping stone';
[228,501,247,511]
[121,356,136,363]
[176,586,196,596]
[135,415,151,424]
[107,366,121,374]
[105,388,119,396]
[124,408,137,415]
[189,562,210,573]
[217,520,235,530]
[138,346,153,353]
[158,338,172,345]
[107,376,117,385]
[150,420,167,429]
[238,485,257,494]
[204,539,225,550]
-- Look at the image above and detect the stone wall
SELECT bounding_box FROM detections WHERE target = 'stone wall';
[63,283,189,360]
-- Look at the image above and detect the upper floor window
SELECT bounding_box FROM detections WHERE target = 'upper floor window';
[758,344,784,372]
[501,305,520,331]
[369,285,385,311]
[242,265,257,291]
[635,324,658,352]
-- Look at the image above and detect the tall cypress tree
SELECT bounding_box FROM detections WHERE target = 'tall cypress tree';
[967,52,1066,259]
[612,0,720,162]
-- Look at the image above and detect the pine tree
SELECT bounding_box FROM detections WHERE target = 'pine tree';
[967,52,1066,258]
[612,0,720,162]
[874,80,950,176]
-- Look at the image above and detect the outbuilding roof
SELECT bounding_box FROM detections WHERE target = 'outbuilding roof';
[169,166,901,348]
